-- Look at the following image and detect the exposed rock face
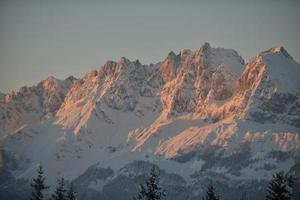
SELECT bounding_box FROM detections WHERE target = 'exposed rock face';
[233,47,300,127]
[159,43,244,117]
[0,43,300,200]
[0,76,75,138]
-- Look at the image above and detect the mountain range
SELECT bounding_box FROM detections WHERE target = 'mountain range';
[0,43,299,200]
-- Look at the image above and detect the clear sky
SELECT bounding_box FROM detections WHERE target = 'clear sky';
[1,0,300,93]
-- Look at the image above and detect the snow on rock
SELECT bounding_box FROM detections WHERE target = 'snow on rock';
[232,46,300,127]
[1,43,300,191]
[55,57,161,134]
[159,43,244,117]
[0,76,76,139]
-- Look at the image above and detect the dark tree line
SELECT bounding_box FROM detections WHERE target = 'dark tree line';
[201,171,296,200]
[30,165,76,200]
[30,165,296,200]
[134,168,296,200]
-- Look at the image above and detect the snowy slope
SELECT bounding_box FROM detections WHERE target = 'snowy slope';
[0,76,76,139]
[0,43,299,200]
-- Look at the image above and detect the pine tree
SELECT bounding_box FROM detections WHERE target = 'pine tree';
[66,184,76,200]
[135,184,147,200]
[266,171,295,200]
[134,166,165,200]
[51,177,67,200]
[202,184,219,200]
[30,164,49,200]
[239,191,247,200]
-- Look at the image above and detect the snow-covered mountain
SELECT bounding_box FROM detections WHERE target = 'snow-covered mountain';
[0,43,299,200]
[0,75,76,139]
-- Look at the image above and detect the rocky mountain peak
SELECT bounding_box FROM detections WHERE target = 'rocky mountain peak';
[167,51,177,59]
[1,45,300,200]
[179,49,193,62]
[134,59,141,66]
[0,75,76,138]
[1,45,299,137]
[117,56,130,65]
[199,42,211,53]
[44,75,56,81]
[261,46,293,59]
[65,75,77,82]
[232,46,300,127]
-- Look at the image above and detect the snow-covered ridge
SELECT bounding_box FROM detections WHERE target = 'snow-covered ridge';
[0,44,299,194]
[1,43,298,139]
[0,76,76,139]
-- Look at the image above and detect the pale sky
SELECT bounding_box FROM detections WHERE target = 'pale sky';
[1,0,300,93]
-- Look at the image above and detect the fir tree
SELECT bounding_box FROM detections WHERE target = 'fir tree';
[51,177,67,200]
[134,166,165,200]
[30,164,49,200]
[202,184,219,200]
[135,184,147,200]
[266,171,295,200]
[239,191,247,200]
[66,184,76,200]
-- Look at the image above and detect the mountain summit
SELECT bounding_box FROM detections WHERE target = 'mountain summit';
[0,43,299,200]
